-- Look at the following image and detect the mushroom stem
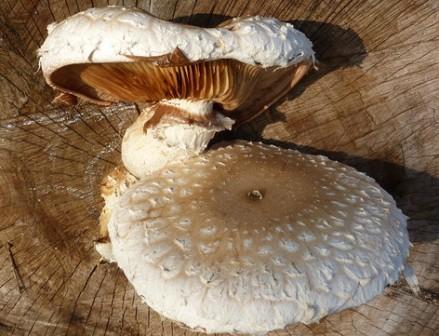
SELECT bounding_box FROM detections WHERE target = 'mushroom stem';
[122,100,234,178]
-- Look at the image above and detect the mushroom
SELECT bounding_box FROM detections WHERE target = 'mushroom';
[38,7,418,333]
[105,141,419,334]
[38,6,315,177]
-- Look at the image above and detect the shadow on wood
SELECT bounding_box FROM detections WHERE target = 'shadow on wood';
[254,20,368,125]
[173,13,232,27]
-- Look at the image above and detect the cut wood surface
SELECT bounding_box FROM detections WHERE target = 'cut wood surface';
[0,1,438,335]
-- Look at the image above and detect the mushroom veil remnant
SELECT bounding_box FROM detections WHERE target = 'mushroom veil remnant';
[38,6,315,178]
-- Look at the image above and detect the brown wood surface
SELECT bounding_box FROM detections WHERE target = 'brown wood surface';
[0,1,438,335]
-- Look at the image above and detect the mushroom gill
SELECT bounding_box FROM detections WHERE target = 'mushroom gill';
[50,58,311,124]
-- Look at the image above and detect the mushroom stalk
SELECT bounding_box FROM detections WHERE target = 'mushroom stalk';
[122,99,234,178]
[97,99,234,259]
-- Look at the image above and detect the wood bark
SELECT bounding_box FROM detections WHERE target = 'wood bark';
[0,1,438,335]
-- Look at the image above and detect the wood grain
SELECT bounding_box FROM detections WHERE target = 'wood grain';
[0,1,438,335]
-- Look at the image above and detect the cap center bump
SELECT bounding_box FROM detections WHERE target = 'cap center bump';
[247,189,264,201]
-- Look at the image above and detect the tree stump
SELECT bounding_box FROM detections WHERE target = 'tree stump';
[0,1,438,335]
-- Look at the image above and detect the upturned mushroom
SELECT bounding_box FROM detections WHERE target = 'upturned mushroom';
[38,6,315,177]
[105,141,419,334]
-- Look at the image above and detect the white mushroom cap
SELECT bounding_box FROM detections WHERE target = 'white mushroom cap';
[107,141,414,334]
[39,6,314,76]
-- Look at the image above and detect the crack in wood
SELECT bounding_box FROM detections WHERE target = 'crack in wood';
[7,242,25,293]
[64,264,97,335]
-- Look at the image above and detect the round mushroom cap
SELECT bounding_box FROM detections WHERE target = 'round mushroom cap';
[107,141,411,334]
[38,6,314,123]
